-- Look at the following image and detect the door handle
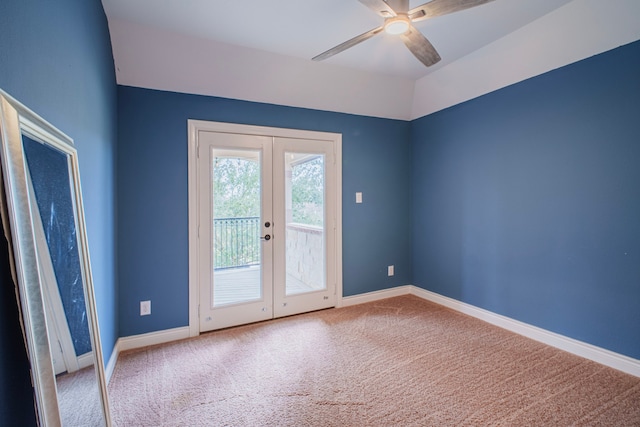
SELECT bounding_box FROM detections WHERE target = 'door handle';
[261,234,271,241]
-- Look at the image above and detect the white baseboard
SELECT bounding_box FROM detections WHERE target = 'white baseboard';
[116,326,191,352]
[77,352,94,371]
[105,344,118,383]
[104,326,190,383]
[105,287,639,381]
[340,285,639,377]
[407,286,640,378]
[340,285,413,307]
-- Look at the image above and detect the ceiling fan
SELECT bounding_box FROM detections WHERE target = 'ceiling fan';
[313,0,495,67]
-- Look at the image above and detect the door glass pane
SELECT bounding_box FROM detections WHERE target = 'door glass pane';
[212,149,262,306]
[285,153,326,295]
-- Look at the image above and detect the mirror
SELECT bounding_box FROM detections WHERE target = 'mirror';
[0,90,111,426]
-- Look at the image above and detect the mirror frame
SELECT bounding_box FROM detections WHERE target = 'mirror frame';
[0,90,111,426]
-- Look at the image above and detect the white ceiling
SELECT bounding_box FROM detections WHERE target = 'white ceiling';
[102,0,573,80]
[102,0,640,120]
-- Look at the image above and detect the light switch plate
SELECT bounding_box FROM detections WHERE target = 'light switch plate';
[356,192,363,203]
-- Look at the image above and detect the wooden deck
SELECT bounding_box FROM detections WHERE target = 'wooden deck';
[213,266,324,306]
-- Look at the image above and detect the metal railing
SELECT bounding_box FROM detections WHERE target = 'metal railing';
[213,216,260,270]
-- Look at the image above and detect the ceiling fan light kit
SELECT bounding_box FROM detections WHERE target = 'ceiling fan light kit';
[313,0,495,68]
[384,15,410,35]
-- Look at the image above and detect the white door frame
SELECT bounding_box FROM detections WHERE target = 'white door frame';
[187,120,343,337]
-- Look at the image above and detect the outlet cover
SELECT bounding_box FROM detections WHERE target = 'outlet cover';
[140,300,151,316]
[388,265,394,276]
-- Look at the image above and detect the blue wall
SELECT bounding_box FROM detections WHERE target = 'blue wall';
[117,87,412,336]
[411,40,640,359]
[1,1,637,424]
[0,0,117,424]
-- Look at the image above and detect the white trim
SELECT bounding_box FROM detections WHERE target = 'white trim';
[77,352,94,370]
[339,285,413,307]
[187,121,199,338]
[104,326,191,383]
[407,286,640,378]
[341,285,639,377]
[116,326,190,353]
[104,285,639,383]
[188,119,344,142]
[334,139,343,307]
[105,345,118,383]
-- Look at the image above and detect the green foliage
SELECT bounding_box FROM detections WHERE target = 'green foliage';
[211,155,324,227]
[291,157,324,227]
[213,157,260,219]
[212,157,261,269]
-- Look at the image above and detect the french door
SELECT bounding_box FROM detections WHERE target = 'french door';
[193,124,339,332]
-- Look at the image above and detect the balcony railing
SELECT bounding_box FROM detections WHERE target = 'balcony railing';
[213,216,260,270]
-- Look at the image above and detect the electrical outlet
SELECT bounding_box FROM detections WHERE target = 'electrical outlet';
[140,300,151,316]
[388,265,394,276]
[356,192,363,204]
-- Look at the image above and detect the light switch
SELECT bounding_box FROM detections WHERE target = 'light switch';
[356,192,363,204]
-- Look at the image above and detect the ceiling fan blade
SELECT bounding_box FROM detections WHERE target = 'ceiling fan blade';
[357,0,396,17]
[409,0,495,22]
[400,27,441,67]
[313,26,385,61]
[384,0,409,14]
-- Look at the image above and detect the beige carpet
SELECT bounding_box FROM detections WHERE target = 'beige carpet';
[108,295,640,426]
[56,365,104,426]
